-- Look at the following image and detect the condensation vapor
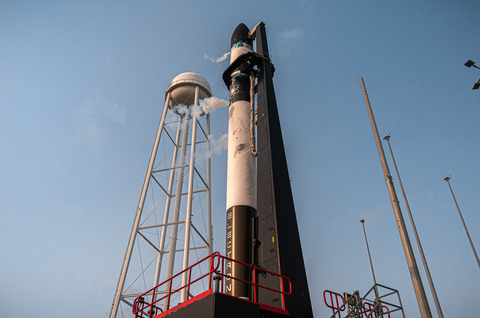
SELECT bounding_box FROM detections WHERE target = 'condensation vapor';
[204,52,230,63]
[162,97,230,161]
[171,97,229,119]
[195,133,228,162]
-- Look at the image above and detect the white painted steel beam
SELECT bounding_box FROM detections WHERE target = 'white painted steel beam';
[109,93,171,318]
[153,119,183,291]
[181,86,199,302]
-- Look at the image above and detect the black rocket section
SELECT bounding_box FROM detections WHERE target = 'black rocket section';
[254,23,314,318]
[225,205,254,298]
[231,23,250,47]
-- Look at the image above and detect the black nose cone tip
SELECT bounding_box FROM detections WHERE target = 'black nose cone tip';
[231,23,251,47]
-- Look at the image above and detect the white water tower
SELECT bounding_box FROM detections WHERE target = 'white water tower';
[110,72,214,318]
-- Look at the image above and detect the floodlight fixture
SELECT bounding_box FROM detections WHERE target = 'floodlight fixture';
[464,60,476,68]
[464,61,480,90]
[472,78,480,90]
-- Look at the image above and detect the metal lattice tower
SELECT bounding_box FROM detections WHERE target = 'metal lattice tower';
[110,72,214,318]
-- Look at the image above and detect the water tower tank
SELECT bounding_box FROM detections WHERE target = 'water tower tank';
[165,72,213,112]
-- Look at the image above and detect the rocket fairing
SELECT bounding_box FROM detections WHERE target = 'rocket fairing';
[225,23,256,299]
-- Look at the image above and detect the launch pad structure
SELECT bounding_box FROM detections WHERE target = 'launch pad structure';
[110,21,314,318]
[107,20,417,318]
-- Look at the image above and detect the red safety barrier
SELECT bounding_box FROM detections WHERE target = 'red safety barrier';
[216,254,292,315]
[323,290,346,318]
[132,252,292,318]
[363,302,390,318]
[132,252,220,318]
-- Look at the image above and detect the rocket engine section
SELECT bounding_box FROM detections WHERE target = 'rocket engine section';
[225,23,256,300]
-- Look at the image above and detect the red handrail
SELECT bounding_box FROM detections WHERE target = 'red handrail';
[323,290,346,318]
[215,254,292,313]
[132,252,220,317]
[132,252,292,317]
[363,302,390,318]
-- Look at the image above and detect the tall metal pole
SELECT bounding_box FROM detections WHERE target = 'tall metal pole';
[360,219,383,317]
[384,135,444,318]
[359,77,432,318]
[444,176,480,269]
[110,93,171,318]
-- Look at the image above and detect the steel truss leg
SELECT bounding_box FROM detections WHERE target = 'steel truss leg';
[181,86,200,302]
[152,118,183,297]
[109,93,171,318]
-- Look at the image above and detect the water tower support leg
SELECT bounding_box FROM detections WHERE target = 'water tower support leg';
[181,86,200,302]
[152,118,183,297]
[109,92,171,318]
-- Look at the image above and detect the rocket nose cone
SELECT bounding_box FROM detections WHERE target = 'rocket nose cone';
[231,23,251,47]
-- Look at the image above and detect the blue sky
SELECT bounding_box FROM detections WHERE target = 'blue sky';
[1,1,479,317]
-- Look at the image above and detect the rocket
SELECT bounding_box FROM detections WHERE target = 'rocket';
[224,23,256,300]
[223,23,313,317]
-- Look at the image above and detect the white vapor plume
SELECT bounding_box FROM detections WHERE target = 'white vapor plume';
[195,133,228,162]
[199,97,229,114]
[163,97,229,142]
[209,133,228,155]
[204,52,230,63]
[170,97,229,120]
[164,110,181,133]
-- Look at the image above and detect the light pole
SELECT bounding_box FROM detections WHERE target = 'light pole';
[464,60,480,90]
[360,77,432,318]
[383,134,444,318]
[360,219,383,317]
[444,176,480,269]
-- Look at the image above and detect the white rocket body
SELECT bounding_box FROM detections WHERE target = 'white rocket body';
[224,23,256,299]
[226,42,256,211]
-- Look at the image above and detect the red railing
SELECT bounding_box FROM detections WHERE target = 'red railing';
[133,252,220,318]
[216,254,292,314]
[363,302,391,318]
[132,252,292,318]
[323,290,346,318]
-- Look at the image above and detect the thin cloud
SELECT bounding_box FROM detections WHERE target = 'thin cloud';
[276,28,304,60]
[280,28,303,41]
[106,103,126,125]
[76,97,126,144]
